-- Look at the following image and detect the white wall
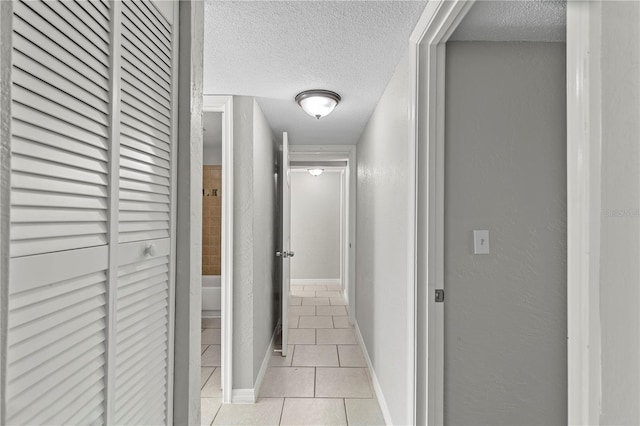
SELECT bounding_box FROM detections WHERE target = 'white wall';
[356,54,411,425]
[232,96,278,390]
[599,2,640,423]
[203,111,222,165]
[290,170,341,281]
[251,100,278,381]
[443,41,567,426]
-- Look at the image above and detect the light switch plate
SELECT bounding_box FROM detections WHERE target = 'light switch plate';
[474,230,490,254]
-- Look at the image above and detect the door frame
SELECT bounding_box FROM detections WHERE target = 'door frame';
[202,95,234,404]
[409,1,596,424]
[288,145,356,324]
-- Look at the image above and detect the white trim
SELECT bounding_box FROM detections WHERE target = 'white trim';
[566,1,602,424]
[203,95,234,404]
[104,3,122,423]
[290,278,342,286]
[230,389,255,404]
[411,2,588,425]
[409,1,476,424]
[231,316,277,404]
[253,327,277,402]
[165,2,180,423]
[354,322,392,425]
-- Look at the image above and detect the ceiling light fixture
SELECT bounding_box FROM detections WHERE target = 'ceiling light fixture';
[295,90,341,119]
[308,168,324,176]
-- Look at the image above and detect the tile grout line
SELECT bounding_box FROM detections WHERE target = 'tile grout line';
[278,397,285,426]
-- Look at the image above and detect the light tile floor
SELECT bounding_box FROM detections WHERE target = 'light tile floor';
[201,284,385,425]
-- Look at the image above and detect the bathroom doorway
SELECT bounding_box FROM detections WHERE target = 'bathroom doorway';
[200,111,223,411]
[200,95,234,408]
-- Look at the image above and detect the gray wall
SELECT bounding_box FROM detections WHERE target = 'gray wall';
[356,54,411,425]
[291,170,341,281]
[443,41,567,425]
[174,1,204,424]
[599,2,640,423]
[232,96,278,389]
[203,111,222,166]
[251,100,278,382]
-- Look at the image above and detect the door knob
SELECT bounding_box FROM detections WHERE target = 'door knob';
[276,251,289,258]
[144,244,157,257]
[288,251,295,258]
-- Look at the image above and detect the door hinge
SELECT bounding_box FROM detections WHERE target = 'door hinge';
[435,289,445,303]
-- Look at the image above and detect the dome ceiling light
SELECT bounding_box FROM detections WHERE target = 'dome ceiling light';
[295,90,341,119]
[308,168,324,176]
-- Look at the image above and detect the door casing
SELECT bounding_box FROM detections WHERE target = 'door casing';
[410,1,599,424]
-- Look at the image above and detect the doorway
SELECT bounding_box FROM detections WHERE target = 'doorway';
[411,1,571,424]
[201,95,234,406]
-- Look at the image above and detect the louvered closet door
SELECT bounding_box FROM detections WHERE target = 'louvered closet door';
[7,0,111,424]
[113,1,178,425]
[6,0,178,425]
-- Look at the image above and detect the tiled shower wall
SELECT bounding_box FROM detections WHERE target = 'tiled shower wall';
[203,166,221,275]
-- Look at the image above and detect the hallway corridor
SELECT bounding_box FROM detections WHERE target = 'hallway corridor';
[200,283,385,425]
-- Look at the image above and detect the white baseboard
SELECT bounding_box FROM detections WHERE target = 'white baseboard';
[231,389,254,404]
[291,278,341,286]
[254,327,276,399]
[354,322,392,425]
[230,326,276,404]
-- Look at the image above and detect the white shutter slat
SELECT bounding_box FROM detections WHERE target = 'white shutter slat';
[11,170,107,197]
[13,39,109,103]
[122,92,171,125]
[144,0,172,33]
[119,230,168,244]
[12,160,108,188]
[14,2,109,76]
[122,101,171,136]
[121,40,171,89]
[120,178,169,195]
[12,107,108,151]
[6,252,107,425]
[121,60,171,105]
[121,155,170,177]
[32,366,104,426]
[12,120,108,161]
[12,190,107,210]
[12,139,108,173]
[120,146,171,169]
[119,211,170,223]
[13,87,108,138]
[74,0,110,34]
[51,0,110,45]
[122,15,171,70]
[115,252,169,425]
[11,235,107,258]
[13,16,109,89]
[120,166,171,186]
[121,110,171,144]
[12,207,107,223]
[121,79,171,120]
[12,222,107,243]
[29,0,110,56]
[14,68,108,121]
[119,201,170,213]
[123,1,171,54]
[13,51,109,113]
[121,122,171,153]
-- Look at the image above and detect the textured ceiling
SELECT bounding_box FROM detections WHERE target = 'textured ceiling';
[451,0,566,42]
[203,1,427,145]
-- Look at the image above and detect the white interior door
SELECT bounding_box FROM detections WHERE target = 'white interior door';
[280,131,291,356]
[4,1,178,424]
